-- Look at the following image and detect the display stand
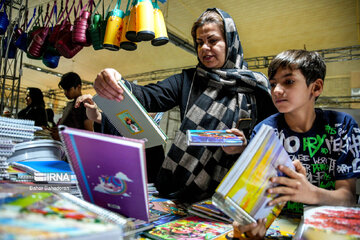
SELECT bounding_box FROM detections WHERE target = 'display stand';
[0,0,27,117]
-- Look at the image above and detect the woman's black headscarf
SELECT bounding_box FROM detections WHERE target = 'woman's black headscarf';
[157,8,277,203]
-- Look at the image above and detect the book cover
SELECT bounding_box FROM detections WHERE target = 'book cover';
[93,80,167,148]
[189,199,232,223]
[0,191,132,239]
[186,130,244,146]
[142,216,232,240]
[294,206,360,239]
[265,215,300,239]
[58,125,150,222]
[213,124,295,229]
[10,160,73,174]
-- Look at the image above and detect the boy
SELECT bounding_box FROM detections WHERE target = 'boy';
[224,50,360,239]
[57,72,93,131]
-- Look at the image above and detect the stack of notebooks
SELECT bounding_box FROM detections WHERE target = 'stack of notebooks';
[9,160,80,197]
[0,186,134,239]
[187,199,232,223]
[0,117,40,180]
[141,216,233,240]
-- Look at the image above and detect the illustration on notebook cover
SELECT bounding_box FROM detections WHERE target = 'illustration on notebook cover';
[96,173,131,195]
[117,110,143,134]
[59,126,149,222]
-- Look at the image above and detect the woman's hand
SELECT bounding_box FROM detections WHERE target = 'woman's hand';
[222,128,247,155]
[93,68,124,101]
[232,219,267,240]
[267,160,318,206]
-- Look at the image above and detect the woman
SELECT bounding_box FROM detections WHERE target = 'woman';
[94,8,277,203]
[18,87,48,127]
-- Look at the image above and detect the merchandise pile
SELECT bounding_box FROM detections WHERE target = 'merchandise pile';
[0,116,39,180]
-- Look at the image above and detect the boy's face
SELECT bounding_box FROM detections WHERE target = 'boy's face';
[269,67,320,114]
[63,85,81,100]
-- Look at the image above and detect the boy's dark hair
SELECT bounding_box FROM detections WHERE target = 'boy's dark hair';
[268,50,326,86]
[58,72,82,90]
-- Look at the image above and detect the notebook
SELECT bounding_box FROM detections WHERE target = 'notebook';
[58,125,150,222]
[294,205,360,239]
[0,189,133,239]
[186,130,244,146]
[93,80,167,148]
[141,216,233,240]
[213,124,294,229]
[10,160,73,174]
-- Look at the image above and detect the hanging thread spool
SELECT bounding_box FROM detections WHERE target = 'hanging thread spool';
[120,10,137,51]
[135,0,154,41]
[151,1,168,46]
[103,0,124,51]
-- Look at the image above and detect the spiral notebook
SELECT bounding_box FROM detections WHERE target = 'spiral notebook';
[0,186,134,239]
[58,125,150,222]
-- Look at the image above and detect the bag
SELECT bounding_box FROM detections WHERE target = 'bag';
[72,0,93,46]
[27,27,50,58]
[2,37,16,59]
[0,0,9,35]
[55,22,83,58]
[42,46,60,68]
[26,6,44,59]
[89,13,103,50]
[14,27,28,51]
[48,0,72,46]
[27,3,55,58]
[55,1,83,58]
[89,0,105,50]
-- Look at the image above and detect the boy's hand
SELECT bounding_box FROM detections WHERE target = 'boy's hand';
[232,219,267,240]
[222,128,247,155]
[94,68,124,102]
[267,160,318,206]
[75,94,102,123]
[75,94,97,109]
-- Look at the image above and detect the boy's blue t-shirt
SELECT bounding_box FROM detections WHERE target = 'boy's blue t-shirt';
[252,108,360,215]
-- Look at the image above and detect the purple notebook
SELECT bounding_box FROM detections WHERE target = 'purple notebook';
[59,125,149,222]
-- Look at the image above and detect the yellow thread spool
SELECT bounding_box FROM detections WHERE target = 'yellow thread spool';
[120,11,137,51]
[126,1,138,42]
[151,3,168,46]
[103,9,124,51]
[136,0,154,41]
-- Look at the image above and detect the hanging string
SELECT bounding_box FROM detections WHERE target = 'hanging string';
[125,0,131,12]
[57,0,69,23]
[41,3,50,26]
[58,0,64,17]
[31,5,42,29]
[26,7,36,30]
[52,1,57,27]
[104,0,115,19]
[102,0,104,17]
[115,0,121,10]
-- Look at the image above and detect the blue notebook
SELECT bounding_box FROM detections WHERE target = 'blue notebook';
[11,160,73,174]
